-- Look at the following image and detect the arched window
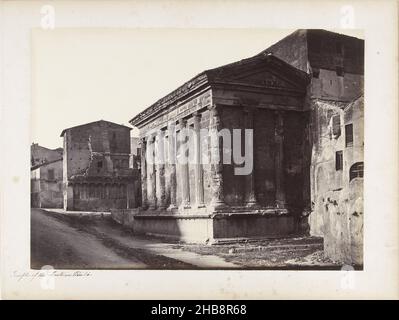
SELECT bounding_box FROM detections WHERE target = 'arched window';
[349,162,364,182]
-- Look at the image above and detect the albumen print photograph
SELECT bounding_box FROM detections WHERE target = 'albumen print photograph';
[30,27,364,270]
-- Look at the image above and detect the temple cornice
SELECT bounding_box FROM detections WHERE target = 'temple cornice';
[129,53,310,129]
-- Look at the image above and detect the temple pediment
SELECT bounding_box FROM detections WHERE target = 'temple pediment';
[206,54,310,92]
[214,69,303,91]
[130,53,310,127]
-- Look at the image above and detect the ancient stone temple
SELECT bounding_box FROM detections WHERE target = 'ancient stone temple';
[129,53,311,243]
[61,120,141,211]
[123,29,364,254]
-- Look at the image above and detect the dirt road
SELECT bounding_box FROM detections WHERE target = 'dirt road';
[31,209,238,269]
[31,208,340,270]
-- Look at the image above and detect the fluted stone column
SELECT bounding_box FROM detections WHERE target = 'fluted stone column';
[167,122,178,210]
[208,105,226,210]
[146,134,156,210]
[179,118,191,209]
[243,108,259,207]
[140,137,148,209]
[193,112,205,208]
[155,131,167,209]
[274,111,286,208]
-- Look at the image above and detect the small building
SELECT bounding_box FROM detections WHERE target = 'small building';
[31,158,63,208]
[60,120,141,211]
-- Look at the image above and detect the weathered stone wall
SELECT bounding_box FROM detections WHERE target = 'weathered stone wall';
[213,215,295,239]
[306,30,364,75]
[266,29,309,72]
[267,29,364,76]
[309,96,363,265]
[310,69,363,101]
[64,121,131,179]
[267,29,364,102]
[322,179,363,265]
[110,210,296,243]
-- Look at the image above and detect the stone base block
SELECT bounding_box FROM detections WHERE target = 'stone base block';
[111,208,296,244]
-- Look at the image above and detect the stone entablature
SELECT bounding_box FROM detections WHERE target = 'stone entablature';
[138,90,212,135]
[130,54,309,130]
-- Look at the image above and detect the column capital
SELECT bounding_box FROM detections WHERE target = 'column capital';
[155,129,166,141]
[167,120,177,129]
[207,104,219,113]
[144,132,156,143]
[192,110,202,118]
[178,117,187,126]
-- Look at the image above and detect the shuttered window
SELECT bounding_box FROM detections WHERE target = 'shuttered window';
[332,114,341,137]
[335,151,343,171]
[345,123,354,147]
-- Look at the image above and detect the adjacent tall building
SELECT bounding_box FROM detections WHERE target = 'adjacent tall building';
[266,30,364,264]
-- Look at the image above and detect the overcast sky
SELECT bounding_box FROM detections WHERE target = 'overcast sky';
[31,28,364,149]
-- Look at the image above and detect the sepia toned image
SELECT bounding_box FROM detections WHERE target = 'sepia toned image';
[30,27,364,270]
[1,0,398,301]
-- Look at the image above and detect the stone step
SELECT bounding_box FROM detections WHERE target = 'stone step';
[229,243,323,254]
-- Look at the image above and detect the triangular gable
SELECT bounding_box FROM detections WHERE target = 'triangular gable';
[223,68,304,91]
[130,54,310,126]
[206,54,309,91]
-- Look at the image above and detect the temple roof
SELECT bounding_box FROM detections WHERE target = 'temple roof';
[129,29,364,127]
[129,53,310,126]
